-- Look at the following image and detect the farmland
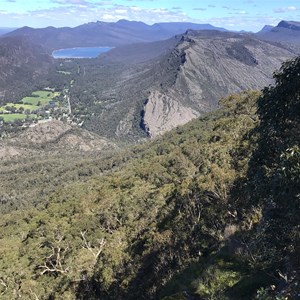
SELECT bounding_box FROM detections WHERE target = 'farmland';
[21,90,60,106]
[0,113,37,122]
[0,90,62,123]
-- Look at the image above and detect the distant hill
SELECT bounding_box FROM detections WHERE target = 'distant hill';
[256,20,300,44]
[5,19,227,51]
[0,119,115,160]
[258,25,274,33]
[152,21,226,34]
[278,20,300,30]
[0,36,54,103]
[65,30,299,139]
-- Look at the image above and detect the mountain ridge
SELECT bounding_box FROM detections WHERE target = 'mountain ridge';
[66,30,299,139]
[256,20,300,44]
[5,20,227,51]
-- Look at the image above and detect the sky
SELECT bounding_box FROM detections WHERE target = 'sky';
[0,0,300,32]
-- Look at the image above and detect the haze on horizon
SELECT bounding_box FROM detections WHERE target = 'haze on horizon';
[1,0,300,32]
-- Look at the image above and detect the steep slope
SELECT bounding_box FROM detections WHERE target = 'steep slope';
[0,89,262,300]
[69,30,298,139]
[256,20,300,44]
[0,54,298,299]
[0,36,54,103]
[5,20,226,52]
[141,30,298,137]
[257,25,274,33]
[99,36,180,65]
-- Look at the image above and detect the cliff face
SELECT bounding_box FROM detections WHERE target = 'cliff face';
[142,91,199,137]
[141,31,299,137]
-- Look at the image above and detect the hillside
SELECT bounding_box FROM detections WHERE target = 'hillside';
[0,120,114,158]
[5,20,226,52]
[0,120,116,214]
[0,56,299,299]
[257,25,274,33]
[256,20,300,44]
[67,30,299,139]
[0,36,54,103]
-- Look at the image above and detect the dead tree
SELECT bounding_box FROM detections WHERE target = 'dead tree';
[80,231,106,265]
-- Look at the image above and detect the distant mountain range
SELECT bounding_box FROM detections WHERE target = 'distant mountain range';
[257,20,300,44]
[5,19,300,52]
[5,20,227,51]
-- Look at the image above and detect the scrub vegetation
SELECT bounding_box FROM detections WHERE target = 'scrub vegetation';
[0,57,299,299]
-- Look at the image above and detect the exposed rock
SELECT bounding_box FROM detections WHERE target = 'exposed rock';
[0,120,115,159]
[142,90,199,137]
[67,30,299,140]
[140,31,299,137]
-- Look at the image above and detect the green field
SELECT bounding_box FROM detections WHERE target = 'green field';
[0,103,39,112]
[22,90,60,106]
[0,90,61,123]
[0,113,37,122]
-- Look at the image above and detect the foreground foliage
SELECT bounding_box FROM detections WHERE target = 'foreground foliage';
[0,57,299,299]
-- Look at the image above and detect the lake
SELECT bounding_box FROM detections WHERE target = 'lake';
[52,47,113,59]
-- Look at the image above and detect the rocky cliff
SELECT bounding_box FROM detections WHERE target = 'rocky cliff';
[141,30,299,137]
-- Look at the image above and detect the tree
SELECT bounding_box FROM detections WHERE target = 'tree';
[245,56,300,296]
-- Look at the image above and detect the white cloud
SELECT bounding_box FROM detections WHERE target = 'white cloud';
[130,6,142,12]
[115,9,127,13]
[0,1,284,32]
[202,15,281,32]
[101,14,115,20]
[274,6,298,13]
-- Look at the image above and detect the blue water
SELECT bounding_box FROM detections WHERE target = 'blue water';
[52,47,113,59]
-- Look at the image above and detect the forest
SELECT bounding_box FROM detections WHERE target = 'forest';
[0,56,299,299]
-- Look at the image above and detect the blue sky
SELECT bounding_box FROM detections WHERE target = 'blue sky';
[1,0,300,31]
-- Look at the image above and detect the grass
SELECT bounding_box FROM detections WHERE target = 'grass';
[21,97,50,106]
[0,114,37,122]
[0,103,39,113]
[0,90,61,123]
[22,90,60,106]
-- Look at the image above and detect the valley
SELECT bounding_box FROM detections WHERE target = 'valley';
[1,21,299,141]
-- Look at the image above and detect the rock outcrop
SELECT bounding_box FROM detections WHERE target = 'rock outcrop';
[140,30,299,137]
